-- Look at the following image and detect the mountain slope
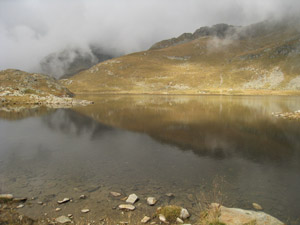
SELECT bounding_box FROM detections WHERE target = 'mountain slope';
[65,17,300,95]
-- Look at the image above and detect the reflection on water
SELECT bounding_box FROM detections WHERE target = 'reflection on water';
[0,95,300,224]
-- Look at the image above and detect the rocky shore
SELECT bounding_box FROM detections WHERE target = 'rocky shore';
[0,193,285,225]
[0,69,93,109]
[272,110,300,120]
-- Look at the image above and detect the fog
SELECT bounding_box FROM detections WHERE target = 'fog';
[0,0,299,78]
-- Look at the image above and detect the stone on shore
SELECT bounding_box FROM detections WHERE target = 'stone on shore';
[81,209,90,213]
[209,203,284,225]
[0,194,14,202]
[126,194,139,204]
[16,204,24,209]
[159,214,168,223]
[252,202,263,210]
[157,205,189,223]
[141,216,151,223]
[55,215,72,224]
[118,204,136,211]
[57,198,70,204]
[110,192,121,197]
[147,197,157,206]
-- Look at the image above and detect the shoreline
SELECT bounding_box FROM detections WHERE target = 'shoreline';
[0,193,285,225]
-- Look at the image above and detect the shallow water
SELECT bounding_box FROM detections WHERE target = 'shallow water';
[0,95,300,224]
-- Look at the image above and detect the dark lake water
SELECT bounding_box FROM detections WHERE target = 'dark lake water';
[0,95,300,224]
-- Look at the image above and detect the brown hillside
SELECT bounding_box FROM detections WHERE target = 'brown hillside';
[65,17,300,95]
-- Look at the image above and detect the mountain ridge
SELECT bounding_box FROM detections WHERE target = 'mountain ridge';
[64,17,300,95]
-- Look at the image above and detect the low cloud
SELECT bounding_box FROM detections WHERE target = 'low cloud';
[0,0,299,77]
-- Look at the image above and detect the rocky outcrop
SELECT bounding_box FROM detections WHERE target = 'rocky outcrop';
[150,24,237,50]
[0,69,93,107]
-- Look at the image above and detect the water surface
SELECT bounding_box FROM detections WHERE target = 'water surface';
[0,95,300,224]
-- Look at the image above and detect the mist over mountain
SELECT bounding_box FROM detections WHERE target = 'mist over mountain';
[1,0,300,78]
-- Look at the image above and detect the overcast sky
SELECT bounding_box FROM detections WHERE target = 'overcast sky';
[0,0,299,76]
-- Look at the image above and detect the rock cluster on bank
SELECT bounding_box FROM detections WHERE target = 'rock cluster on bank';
[0,69,93,108]
[272,110,300,120]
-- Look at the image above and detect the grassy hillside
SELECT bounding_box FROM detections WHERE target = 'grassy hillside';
[65,17,300,95]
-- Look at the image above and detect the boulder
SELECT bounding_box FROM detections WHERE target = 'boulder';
[55,215,72,224]
[209,203,284,225]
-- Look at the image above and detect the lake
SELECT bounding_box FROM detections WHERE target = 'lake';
[0,95,300,224]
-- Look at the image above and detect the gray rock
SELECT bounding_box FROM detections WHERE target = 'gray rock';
[55,216,72,224]
[126,194,138,204]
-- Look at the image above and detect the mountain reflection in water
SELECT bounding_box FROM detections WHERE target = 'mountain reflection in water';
[0,95,299,223]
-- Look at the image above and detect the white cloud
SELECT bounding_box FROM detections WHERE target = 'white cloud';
[0,0,299,76]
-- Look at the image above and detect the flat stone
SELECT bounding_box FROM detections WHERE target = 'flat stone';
[176,217,184,223]
[126,194,138,204]
[56,208,62,212]
[118,204,135,211]
[67,214,73,218]
[110,192,121,197]
[141,216,151,223]
[180,208,190,219]
[210,203,284,225]
[37,201,43,205]
[147,197,157,206]
[55,216,72,224]
[57,198,70,204]
[0,194,13,201]
[81,209,90,213]
[252,202,263,210]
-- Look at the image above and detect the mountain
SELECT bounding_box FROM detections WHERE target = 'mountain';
[40,46,115,79]
[64,17,300,95]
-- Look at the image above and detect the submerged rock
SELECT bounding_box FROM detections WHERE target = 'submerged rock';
[55,215,72,224]
[209,203,284,225]
[126,194,139,204]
